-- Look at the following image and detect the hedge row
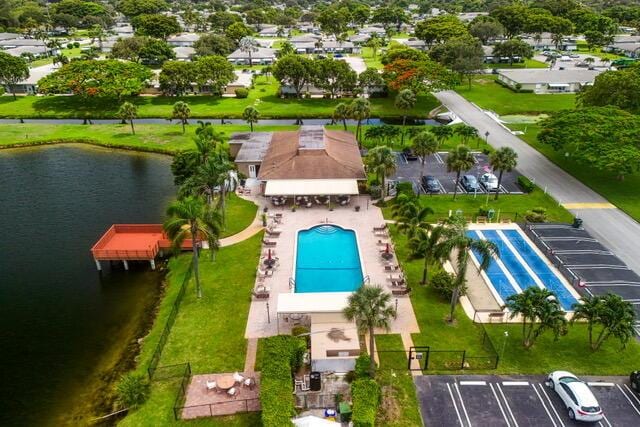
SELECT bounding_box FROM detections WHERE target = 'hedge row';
[260,335,306,426]
[351,379,381,427]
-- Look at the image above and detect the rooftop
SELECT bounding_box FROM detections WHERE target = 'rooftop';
[231,132,273,163]
[499,69,601,84]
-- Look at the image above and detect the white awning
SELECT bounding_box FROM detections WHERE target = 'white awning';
[548,83,570,87]
[277,292,351,314]
[264,179,359,196]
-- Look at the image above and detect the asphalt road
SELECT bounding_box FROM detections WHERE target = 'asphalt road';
[434,90,640,275]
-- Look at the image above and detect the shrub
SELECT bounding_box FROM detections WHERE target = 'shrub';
[351,379,380,427]
[525,207,547,223]
[355,354,372,379]
[260,335,306,426]
[73,41,80,48]
[517,175,535,193]
[235,87,249,98]
[66,43,74,49]
[394,181,414,198]
[430,270,459,300]
[291,325,309,337]
[115,373,150,409]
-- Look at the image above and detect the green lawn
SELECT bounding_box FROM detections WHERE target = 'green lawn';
[29,47,83,67]
[0,75,439,119]
[486,58,548,69]
[220,193,257,238]
[381,189,574,223]
[575,43,625,61]
[0,123,298,153]
[510,123,640,222]
[121,233,263,425]
[455,75,576,115]
[360,47,384,70]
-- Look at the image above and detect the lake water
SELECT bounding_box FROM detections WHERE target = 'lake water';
[0,145,176,426]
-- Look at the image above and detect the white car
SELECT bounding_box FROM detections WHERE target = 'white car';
[479,173,499,192]
[547,371,604,422]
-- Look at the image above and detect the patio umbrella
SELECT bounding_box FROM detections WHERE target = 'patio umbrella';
[268,248,272,260]
[385,243,390,254]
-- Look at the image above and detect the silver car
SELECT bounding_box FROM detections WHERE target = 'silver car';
[548,371,604,422]
[479,173,499,192]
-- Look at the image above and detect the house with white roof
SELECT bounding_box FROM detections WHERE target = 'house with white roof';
[227,47,276,65]
[497,69,600,93]
[3,63,58,95]
[167,33,200,47]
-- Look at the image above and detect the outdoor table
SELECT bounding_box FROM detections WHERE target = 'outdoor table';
[217,375,235,390]
[263,259,276,268]
[381,252,394,261]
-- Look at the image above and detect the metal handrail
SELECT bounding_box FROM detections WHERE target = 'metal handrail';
[289,277,295,290]
[363,275,370,284]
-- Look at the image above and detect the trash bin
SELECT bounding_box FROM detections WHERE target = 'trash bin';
[309,371,321,391]
[339,401,352,422]
[572,218,583,229]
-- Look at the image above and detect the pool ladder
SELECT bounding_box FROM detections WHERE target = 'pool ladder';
[363,275,370,285]
[289,277,295,290]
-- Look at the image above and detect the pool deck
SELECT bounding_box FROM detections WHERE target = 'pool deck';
[244,195,420,339]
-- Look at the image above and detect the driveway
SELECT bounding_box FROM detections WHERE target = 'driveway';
[433,90,640,275]
[343,56,366,74]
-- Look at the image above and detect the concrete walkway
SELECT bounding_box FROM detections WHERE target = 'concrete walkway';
[434,90,640,275]
[219,217,263,247]
[243,338,258,374]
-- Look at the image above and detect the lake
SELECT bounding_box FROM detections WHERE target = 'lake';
[0,144,176,426]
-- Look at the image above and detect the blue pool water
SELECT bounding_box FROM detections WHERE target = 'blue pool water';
[295,225,364,293]
[467,229,578,310]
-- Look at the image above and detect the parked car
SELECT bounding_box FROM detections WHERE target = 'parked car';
[334,53,343,58]
[547,371,604,422]
[421,175,440,193]
[402,148,418,161]
[460,175,479,192]
[479,173,499,192]
[631,371,640,392]
[569,53,580,58]
[560,55,572,62]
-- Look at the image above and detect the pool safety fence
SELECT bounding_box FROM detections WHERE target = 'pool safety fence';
[147,263,193,380]
[429,210,526,224]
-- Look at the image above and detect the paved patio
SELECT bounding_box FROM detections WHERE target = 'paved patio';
[244,194,420,339]
[180,372,261,420]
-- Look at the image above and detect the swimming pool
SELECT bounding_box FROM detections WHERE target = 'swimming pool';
[294,224,364,293]
[467,228,578,311]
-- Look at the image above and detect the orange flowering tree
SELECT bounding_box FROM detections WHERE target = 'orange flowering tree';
[382,58,457,94]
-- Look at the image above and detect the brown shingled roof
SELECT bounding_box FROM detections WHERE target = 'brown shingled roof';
[257,128,366,180]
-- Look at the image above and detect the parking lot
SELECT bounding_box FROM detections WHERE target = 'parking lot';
[391,151,523,195]
[415,375,640,427]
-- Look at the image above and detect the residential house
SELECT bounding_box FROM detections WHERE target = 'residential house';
[259,26,288,37]
[497,69,600,93]
[0,32,20,41]
[3,63,58,95]
[483,45,523,64]
[458,12,488,22]
[358,26,386,37]
[292,40,359,55]
[173,46,196,61]
[400,38,427,51]
[167,33,199,47]
[522,33,578,51]
[227,47,276,65]
[224,70,253,95]
[4,45,54,59]
[604,36,640,57]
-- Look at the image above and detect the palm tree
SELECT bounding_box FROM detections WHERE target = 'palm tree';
[350,98,371,147]
[584,57,595,65]
[242,106,260,132]
[239,36,259,67]
[364,125,385,147]
[366,34,382,59]
[163,196,222,298]
[506,287,567,349]
[52,53,68,67]
[333,102,350,131]
[551,32,564,51]
[343,285,396,377]
[117,102,138,135]
[395,89,417,146]
[88,24,107,51]
[409,226,447,284]
[446,145,475,200]
[314,39,324,54]
[489,147,518,200]
[572,294,636,351]
[412,131,439,185]
[366,146,396,198]
[601,57,610,69]
[430,126,453,147]
[454,124,478,145]
[172,101,191,134]
[391,193,433,238]
[439,218,498,322]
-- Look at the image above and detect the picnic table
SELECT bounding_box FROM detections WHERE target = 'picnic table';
[217,375,235,390]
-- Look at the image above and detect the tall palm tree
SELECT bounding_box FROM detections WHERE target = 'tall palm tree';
[52,53,69,67]
[392,193,433,238]
[366,146,396,198]
[242,106,260,132]
[572,294,636,351]
[117,101,138,135]
[489,147,518,200]
[366,34,382,59]
[349,97,371,147]
[172,101,191,134]
[409,226,447,284]
[454,124,479,145]
[551,32,564,51]
[163,196,222,298]
[395,89,416,146]
[343,285,396,377]
[439,219,498,322]
[430,125,453,147]
[239,36,259,67]
[446,145,475,200]
[411,131,438,184]
[333,102,350,131]
[506,287,567,349]
[88,23,107,51]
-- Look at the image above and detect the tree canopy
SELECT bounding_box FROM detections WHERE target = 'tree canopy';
[578,66,640,114]
[415,15,469,46]
[382,58,457,94]
[117,0,168,18]
[0,52,29,99]
[193,34,235,57]
[132,14,181,39]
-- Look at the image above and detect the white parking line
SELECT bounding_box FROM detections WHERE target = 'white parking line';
[623,383,640,407]
[587,382,615,387]
[446,382,466,427]
[537,383,566,427]
[454,382,473,427]
[601,415,614,427]
[496,383,519,427]
[502,381,530,386]
[434,152,444,164]
[616,384,640,416]
[531,383,559,427]
[489,383,512,427]
[459,381,487,386]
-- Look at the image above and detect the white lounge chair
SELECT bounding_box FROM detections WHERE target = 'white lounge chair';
[233,372,244,383]
[206,380,217,391]
[227,387,237,397]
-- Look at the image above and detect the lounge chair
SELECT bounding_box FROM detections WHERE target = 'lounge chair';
[206,380,217,391]
[252,286,270,299]
[373,224,387,232]
[476,216,487,224]
[384,264,400,271]
[257,267,273,278]
[243,377,255,389]
[263,239,277,247]
[265,228,281,237]
[392,287,411,296]
[390,278,406,288]
[387,273,404,281]
[233,372,244,383]
[227,387,237,397]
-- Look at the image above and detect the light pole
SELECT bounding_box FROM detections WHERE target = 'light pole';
[484,131,490,148]
[500,330,509,361]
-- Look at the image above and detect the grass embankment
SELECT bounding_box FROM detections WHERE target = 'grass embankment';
[383,223,640,375]
[360,46,384,70]
[510,123,640,222]
[0,123,298,153]
[455,75,576,115]
[121,233,263,426]
[221,193,258,238]
[0,75,439,119]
